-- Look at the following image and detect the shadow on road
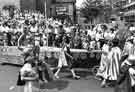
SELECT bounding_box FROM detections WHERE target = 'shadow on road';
[63,70,93,80]
[33,79,69,91]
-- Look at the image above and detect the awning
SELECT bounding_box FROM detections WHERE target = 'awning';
[124,10,135,16]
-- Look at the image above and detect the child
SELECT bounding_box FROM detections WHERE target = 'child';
[54,43,80,79]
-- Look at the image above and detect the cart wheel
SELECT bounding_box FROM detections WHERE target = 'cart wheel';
[91,65,99,76]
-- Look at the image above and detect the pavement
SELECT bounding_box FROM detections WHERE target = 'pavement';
[0,65,113,92]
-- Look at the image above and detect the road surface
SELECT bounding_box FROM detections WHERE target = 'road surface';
[0,65,113,92]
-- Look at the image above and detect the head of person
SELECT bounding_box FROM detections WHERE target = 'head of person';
[112,39,119,47]
[107,40,113,47]
[101,24,108,31]
[24,56,35,68]
[125,39,133,49]
[133,37,135,45]
[24,19,29,26]
[59,25,63,29]
[110,28,115,33]
[23,26,29,34]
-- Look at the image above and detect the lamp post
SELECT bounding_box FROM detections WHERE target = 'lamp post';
[45,0,48,47]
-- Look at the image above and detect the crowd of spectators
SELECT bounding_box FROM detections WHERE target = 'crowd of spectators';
[0,9,126,51]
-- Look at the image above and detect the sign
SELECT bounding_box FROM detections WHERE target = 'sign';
[56,7,67,12]
[56,6,67,15]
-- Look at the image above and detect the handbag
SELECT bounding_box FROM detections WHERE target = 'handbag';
[16,72,25,86]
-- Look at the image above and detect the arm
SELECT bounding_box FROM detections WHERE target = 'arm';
[65,52,74,60]
[18,33,25,47]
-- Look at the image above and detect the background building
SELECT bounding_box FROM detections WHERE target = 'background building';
[21,0,76,23]
[0,0,76,23]
[0,0,20,9]
[50,0,76,23]
[122,0,135,24]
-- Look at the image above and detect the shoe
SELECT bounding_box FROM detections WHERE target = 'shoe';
[73,76,80,80]
[94,76,102,81]
[55,75,60,79]
[9,86,15,90]
[101,80,106,88]
[43,79,48,83]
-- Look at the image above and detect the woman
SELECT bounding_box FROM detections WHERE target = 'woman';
[96,39,121,87]
[96,40,111,87]
[107,39,121,84]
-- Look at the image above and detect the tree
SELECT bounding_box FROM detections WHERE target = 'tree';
[80,0,112,23]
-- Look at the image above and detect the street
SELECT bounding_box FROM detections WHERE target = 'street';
[0,65,113,92]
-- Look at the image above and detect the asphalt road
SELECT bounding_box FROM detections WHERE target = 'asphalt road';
[0,65,113,92]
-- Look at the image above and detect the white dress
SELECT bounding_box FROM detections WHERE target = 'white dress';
[58,49,68,68]
[108,47,121,80]
[96,44,110,79]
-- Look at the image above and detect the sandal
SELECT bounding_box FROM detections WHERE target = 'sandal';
[73,75,80,80]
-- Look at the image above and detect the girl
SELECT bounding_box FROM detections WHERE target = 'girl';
[54,43,80,79]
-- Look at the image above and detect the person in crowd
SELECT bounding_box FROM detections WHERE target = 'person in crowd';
[19,59,38,92]
[96,40,111,86]
[18,26,31,46]
[104,28,115,41]
[107,39,121,86]
[114,38,135,92]
[96,39,121,87]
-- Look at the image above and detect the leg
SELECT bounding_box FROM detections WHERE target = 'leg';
[24,82,28,92]
[69,62,80,79]
[70,69,80,79]
[28,81,32,92]
[54,67,61,79]
[101,78,107,88]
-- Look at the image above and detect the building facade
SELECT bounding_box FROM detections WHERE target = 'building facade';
[122,0,135,24]
[0,0,20,9]
[50,0,76,23]
[0,0,76,23]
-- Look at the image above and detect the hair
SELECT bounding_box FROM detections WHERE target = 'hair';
[112,39,119,47]
[126,39,133,44]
